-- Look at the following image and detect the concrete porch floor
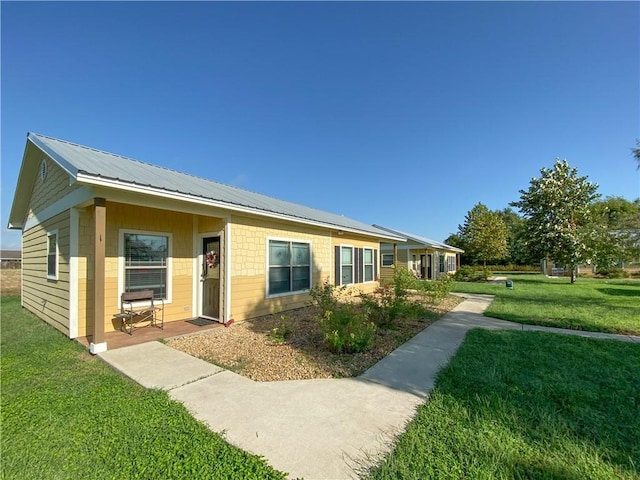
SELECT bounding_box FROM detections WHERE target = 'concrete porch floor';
[77,317,223,351]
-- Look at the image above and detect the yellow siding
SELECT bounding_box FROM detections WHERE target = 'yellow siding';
[94,202,197,333]
[76,207,92,337]
[197,216,225,233]
[27,156,80,222]
[229,213,334,322]
[332,233,382,294]
[22,211,71,335]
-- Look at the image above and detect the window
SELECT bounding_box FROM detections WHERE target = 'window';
[341,246,354,285]
[123,233,169,299]
[447,255,456,272]
[363,248,374,282]
[382,253,394,267]
[335,246,378,285]
[439,253,445,273]
[268,240,311,296]
[47,230,58,279]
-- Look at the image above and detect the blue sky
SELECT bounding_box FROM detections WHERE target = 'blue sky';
[2,1,638,250]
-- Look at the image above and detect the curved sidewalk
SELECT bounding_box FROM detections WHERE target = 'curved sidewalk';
[99,294,639,480]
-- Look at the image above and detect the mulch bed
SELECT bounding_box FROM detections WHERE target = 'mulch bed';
[167,295,461,382]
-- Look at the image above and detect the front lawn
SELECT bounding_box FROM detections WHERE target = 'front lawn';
[368,329,640,479]
[452,274,640,335]
[0,296,285,479]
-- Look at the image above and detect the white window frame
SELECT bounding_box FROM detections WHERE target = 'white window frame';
[266,238,312,298]
[118,229,173,304]
[340,245,355,285]
[447,255,456,272]
[363,247,375,282]
[382,253,394,267]
[47,230,59,280]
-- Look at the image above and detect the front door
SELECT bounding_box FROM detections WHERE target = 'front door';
[202,237,220,319]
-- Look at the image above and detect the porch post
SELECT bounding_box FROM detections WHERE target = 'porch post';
[393,243,398,267]
[90,198,107,354]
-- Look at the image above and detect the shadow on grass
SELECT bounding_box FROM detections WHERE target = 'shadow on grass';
[597,287,640,297]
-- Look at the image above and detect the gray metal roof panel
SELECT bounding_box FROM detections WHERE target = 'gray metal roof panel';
[373,225,464,253]
[28,133,404,240]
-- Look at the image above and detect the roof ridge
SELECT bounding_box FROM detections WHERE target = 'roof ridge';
[29,132,265,196]
[27,133,385,231]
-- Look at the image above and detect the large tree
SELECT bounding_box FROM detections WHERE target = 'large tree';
[511,159,600,283]
[591,196,640,267]
[497,208,538,265]
[458,202,509,266]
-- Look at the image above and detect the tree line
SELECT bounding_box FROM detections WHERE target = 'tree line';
[445,159,640,283]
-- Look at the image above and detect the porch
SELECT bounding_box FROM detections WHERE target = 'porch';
[78,317,222,351]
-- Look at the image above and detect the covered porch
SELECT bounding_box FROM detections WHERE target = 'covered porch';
[78,316,222,350]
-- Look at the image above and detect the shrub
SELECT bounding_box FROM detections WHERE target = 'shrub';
[360,284,403,328]
[596,267,629,279]
[432,273,455,302]
[390,267,418,302]
[310,279,354,311]
[310,279,376,353]
[267,323,292,344]
[454,265,491,282]
[318,305,376,354]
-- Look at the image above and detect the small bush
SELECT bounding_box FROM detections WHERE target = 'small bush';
[318,305,376,354]
[360,284,403,328]
[390,267,417,302]
[454,266,491,282]
[596,267,629,279]
[267,323,292,344]
[432,273,455,302]
[309,279,354,311]
[311,279,376,353]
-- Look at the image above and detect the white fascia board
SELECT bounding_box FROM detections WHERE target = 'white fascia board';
[23,186,95,232]
[27,134,79,179]
[78,174,406,242]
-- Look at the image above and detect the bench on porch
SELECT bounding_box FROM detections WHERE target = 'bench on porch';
[115,290,164,335]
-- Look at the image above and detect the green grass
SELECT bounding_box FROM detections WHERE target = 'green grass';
[0,296,285,480]
[367,329,640,479]
[452,274,640,335]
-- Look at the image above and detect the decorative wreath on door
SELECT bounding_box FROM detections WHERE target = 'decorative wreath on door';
[205,251,219,268]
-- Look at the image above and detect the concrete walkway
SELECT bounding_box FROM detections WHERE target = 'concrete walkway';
[99,294,639,479]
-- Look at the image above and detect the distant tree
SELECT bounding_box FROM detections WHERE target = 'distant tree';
[511,159,600,283]
[496,208,538,265]
[633,139,640,170]
[458,203,509,266]
[444,233,465,249]
[443,233,470,265]
[591,196,640,267]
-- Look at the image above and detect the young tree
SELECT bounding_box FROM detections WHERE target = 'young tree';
[511,159,600,283]
[459,203,509,266]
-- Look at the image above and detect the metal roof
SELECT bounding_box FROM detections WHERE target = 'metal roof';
[373,225,464,253]
[25,133,405,241]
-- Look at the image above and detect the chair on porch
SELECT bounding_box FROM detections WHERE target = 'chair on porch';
[115,290,164,335]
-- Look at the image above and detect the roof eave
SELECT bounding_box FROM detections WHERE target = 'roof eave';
[77,173,406,242]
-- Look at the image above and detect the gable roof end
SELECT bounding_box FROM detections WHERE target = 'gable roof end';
[10,133,405,242]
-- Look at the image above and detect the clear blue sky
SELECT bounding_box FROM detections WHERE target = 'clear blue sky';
[2,1,638,250]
